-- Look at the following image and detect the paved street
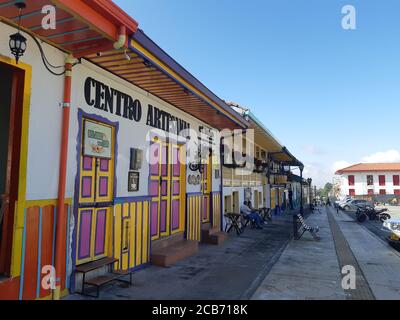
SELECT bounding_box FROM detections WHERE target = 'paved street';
[345,206,400,246]
[66,207,400,300]
[66,213,298,300]
[253,207,400,300]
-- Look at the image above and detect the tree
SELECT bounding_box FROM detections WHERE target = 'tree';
[317,183,333,199]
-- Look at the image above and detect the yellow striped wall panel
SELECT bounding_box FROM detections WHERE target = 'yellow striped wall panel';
[212,192,221,231]
[186,194,202,242]
[113,199,150,271]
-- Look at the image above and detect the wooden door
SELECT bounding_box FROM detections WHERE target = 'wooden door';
[170,144,184,234]
[232,191,239,214]
[201,154,212,223]
[0,65,23,276]
[149,140,171,240]
[76,119,115,265]
[150,140,185,240]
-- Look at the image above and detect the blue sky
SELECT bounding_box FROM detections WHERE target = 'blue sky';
[115,0,400,187]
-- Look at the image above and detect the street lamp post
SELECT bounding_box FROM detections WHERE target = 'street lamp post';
[294,165,305,240]
[307,178,312,206]
[300,165,304,217]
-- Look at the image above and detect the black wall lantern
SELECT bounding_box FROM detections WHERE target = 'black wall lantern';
[9,2,27,64]
[189,145,203,173]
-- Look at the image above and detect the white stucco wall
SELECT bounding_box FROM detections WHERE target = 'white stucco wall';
[69,60,223,199]
[0,23,66,201]
[338,171,400,197]
[0,22,222,202]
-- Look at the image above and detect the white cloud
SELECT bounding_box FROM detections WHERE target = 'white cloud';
[301,144,324,155]
[332,160,351,173]
[361,149,400,163]
[302,163,334,188]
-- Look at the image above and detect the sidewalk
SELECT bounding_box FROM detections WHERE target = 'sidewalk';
[66,213,297,300]
[252,209,346,300]
[252,207,400,300]
[333,209,400,299]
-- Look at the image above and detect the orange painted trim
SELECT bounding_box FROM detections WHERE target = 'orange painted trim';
[51,0,138,42]
[0,277,20,300]
[82,0,139,34]
[54,60,72,298]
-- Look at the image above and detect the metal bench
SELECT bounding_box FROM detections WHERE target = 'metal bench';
[75,257,133,298]
[296,214,320,241]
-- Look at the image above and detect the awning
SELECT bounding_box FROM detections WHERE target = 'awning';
[239,110,303,167]
[269,147,304,168]
[0,0,138,55]
[0,0,248,131]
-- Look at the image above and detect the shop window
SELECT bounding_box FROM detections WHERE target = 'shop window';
[349,189,356,196]
[393,175,400,186]
[394,190,400,195]
[348,175,355,186]
[379,175,386,186]
[379,189,386,195]
[367,175,373,186]
[367,189,374,195]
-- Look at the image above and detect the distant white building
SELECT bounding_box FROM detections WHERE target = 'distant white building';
[335,163,400,198]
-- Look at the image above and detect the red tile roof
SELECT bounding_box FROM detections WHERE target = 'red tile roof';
[335,163,400,174]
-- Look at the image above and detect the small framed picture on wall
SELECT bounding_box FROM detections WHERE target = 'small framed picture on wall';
[128,171,140,192]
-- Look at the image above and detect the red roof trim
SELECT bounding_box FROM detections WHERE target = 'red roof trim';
[335,163,400,175]
[82,0,139,34]
[51,0,138,43]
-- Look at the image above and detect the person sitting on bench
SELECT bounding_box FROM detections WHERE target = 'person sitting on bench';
[247,201,259,213]
[240,201,263,229]
[248,201,268,225]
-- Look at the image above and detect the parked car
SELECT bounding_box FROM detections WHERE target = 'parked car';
[383,219,400,250]
[340,199,372,211]
[336,198,352,209]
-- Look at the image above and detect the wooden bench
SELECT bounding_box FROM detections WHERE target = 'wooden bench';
[296,214,320,241]
[224,212,244,235]
[75,257,133,298]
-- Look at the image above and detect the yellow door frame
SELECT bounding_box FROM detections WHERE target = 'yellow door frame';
[171,143,186,235]
[76,117,115,265]
[151,139,186,240]
[201,152,212,223]
[160,140,171,238]
[0,55,32,277]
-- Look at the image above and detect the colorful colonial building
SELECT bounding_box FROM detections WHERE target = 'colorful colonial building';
[222,103,306,221]
[0,0,308,300]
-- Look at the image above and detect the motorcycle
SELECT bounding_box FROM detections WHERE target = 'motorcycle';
[356,205,391,222]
